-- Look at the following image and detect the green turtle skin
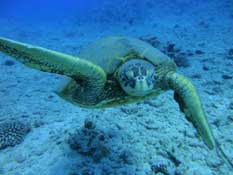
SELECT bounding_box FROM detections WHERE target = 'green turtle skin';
[2,36,233,169]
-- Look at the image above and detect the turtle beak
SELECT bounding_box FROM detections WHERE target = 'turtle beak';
[133,76,154,96]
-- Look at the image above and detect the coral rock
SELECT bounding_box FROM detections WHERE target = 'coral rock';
[68,118,110,162]
[0,120,31,150]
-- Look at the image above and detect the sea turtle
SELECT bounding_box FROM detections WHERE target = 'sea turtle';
[0,36,231,166]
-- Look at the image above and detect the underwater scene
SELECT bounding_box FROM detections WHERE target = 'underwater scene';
[0,0,233,174]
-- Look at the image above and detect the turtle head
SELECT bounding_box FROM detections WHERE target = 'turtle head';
[117,59,156,96]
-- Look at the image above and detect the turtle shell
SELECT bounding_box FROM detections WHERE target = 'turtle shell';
[78,36,175,75]
[58,36,176,108]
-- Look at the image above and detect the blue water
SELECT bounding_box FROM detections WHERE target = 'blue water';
[0,0,233,175]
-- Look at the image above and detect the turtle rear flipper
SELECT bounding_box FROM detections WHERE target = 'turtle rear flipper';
[0,37,107,98]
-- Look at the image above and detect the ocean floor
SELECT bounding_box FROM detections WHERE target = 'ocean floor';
[0,1,233,175]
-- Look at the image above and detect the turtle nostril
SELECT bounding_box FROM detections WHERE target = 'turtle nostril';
[138,76,144,80]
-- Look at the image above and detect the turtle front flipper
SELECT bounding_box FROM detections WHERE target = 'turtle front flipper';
[165,72,215,149]
[165,72,233,169]
[0,37,107,101]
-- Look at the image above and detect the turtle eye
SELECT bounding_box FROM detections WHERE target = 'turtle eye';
[117,59,156,96]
